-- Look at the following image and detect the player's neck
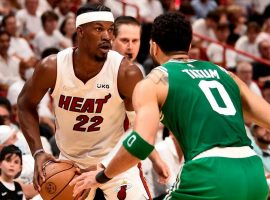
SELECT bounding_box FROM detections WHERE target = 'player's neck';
[169,50,189,59]
[74,48,104,71]
[162,53,190,64]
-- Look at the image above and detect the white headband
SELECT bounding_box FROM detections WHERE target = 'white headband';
[76,11,114,28]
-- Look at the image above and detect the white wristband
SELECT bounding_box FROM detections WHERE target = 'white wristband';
[33,149,45,158]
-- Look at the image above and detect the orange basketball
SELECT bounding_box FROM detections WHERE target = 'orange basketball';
[40,160,80,200]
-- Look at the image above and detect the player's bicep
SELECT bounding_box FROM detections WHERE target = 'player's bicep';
[118,58,143,111]
[132,79,160,144]
[18,55,57,108]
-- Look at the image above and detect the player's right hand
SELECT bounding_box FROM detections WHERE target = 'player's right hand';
[33,152,57,191]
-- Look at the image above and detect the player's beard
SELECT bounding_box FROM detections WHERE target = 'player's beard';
[150,46,160,66]
[257,136,270,145]
[95,54,107,62]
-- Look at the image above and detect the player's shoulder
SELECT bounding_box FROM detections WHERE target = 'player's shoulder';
[40,54,57,69]
[119,57,143,80]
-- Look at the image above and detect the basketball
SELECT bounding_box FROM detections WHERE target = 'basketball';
[40,160,80,200]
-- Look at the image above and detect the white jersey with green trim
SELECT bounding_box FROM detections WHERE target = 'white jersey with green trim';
[51,48,125,168]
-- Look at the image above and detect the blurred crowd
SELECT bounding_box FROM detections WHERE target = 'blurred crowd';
[1,0,270,199]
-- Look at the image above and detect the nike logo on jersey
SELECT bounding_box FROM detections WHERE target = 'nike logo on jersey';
[63,85,76,91]
[1,192,7,196]
[96,84,110,89]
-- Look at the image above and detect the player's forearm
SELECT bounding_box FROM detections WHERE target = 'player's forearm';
[104,146,140,178]
[18,101,43,154]
[243,94,270,129]
[149,149,161,164]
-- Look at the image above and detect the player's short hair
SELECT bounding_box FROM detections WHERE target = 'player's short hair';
[151,12,192,54]
[113,16,141,37]
[76,3,111,17]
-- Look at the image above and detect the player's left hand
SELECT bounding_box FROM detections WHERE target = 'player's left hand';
[152,158,171,184]
[70,169,103,198]
[74,188,90,200]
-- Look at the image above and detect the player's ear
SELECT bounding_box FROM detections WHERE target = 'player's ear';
[150,40,158,56]
[77,26,83,38]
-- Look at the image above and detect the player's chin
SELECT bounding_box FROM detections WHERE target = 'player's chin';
[95,53,108,62]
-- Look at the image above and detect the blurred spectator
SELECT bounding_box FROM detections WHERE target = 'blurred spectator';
[235,61,262,96]
[0,97,13,127]
[263,4,270,20]
[0,30,22,91]
[250,124,270,174]
[0,114,31,155]
[1,12,38,79]
[262,81,270,103]
[179,2,196,23]
[192,9,227,47]
[0,144,25,200]
[160,0,178,13]
[2,13,34,61]
[191,0,217,19]
[235,21,261,62]
[59,15,75,47]
[16,0,42,42]
[253,0,270,14]
[257,18,270,44]
[7,78,54,134]
[54,0,75,26]
[0,0,17,22]
[32,10,67,56]
[112,16,145,76]
[0,128,38,199]
[37,0,58,13]
[252,40,270,81]
[226,4,247,45]
[207,23,237,69]
[105,0,163,23]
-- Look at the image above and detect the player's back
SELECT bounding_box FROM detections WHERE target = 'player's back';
[160,59,251,161]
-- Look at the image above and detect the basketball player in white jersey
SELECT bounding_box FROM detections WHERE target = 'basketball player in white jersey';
[17,3,168,200]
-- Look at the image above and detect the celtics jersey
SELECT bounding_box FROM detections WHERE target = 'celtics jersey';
[160,59,251,161]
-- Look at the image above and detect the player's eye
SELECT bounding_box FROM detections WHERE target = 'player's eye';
[108,27,114,33]
[96,27,103,32]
